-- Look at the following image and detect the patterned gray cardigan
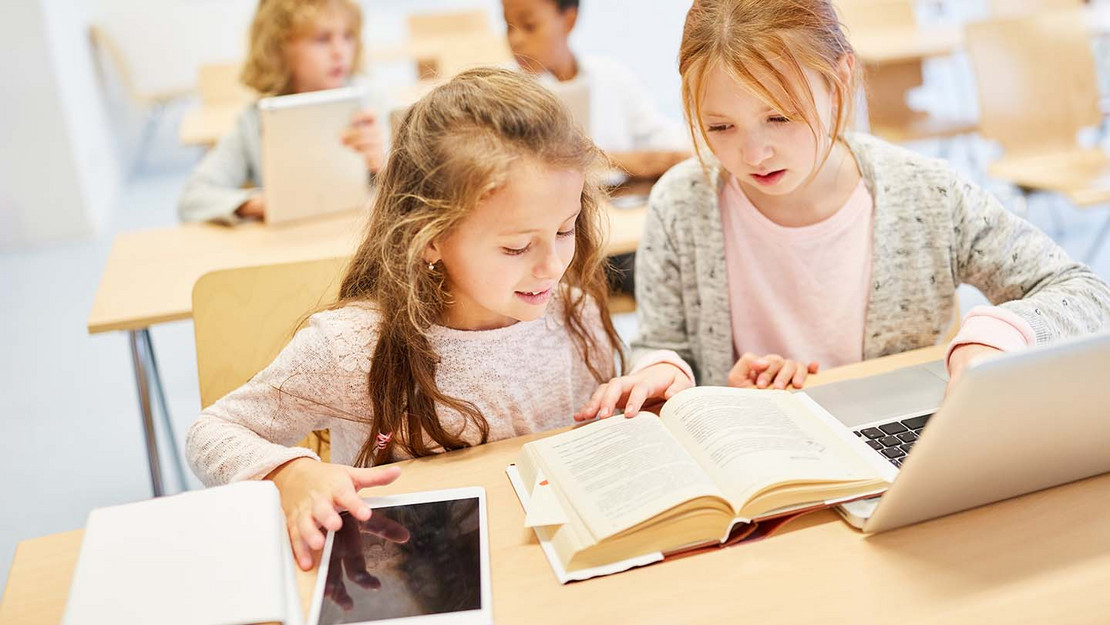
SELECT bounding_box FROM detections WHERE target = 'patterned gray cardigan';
[631,133,1110,385]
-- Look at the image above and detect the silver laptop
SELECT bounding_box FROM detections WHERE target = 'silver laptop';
[805,333,1110,533]
[259,86,372,225]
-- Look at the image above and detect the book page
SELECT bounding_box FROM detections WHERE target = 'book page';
[527,415,727,543]
[659,387,884,514]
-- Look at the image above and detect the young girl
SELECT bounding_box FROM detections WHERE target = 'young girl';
[501,0,690,178]
[186,67,625,570]
[178,0,386,223]
[578,0,1110,420]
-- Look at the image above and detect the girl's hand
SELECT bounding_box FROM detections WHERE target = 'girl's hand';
[267,458,402,570]
[574,363,694,421]
[341,110,386,173]
[946,344,1002,396]
[235,192,265,220]
[728,352,819,390]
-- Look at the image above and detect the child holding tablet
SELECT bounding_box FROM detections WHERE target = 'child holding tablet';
[178,0,386,223]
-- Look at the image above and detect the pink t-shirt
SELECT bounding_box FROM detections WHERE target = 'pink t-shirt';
[719,175,873,368]
[716,175,1035,372]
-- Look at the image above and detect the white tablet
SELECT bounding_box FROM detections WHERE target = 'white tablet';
[308,487,492,625]
[259,86,372,226]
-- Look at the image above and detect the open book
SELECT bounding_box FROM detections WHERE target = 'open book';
[506,387,897,582]
[63,481,303,625]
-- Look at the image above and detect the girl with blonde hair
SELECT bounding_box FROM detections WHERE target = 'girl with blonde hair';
[187,68,627,570]
[178,0,385,223]
[579,0,1110,420]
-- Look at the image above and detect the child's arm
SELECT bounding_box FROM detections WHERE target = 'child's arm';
[630,191,700,376]
[950,172,1110,344]
[185,313,362,487]
[177,106,259,224]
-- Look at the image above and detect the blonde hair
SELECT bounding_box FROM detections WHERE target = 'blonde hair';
[679,0,858,170]
[338,67,624,466]
[240,0,363,96]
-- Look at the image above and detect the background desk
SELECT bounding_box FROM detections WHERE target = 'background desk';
[5,345,1110,624]
[87,201,647,497]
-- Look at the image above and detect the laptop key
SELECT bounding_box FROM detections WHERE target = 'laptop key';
[866,440,883,451]
[898,432,918,443]
[881,447,906,458]
[860,427,885,439]
[879,435,902,447]
[879,422,909,435]
[891,458,902,467]
[902,414,932,430]
[899,442,915,453]
[913,428,924,435]
[854,430,863,437]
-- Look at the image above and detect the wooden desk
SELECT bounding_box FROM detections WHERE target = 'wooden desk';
[87,200,646,496]
[851,24,964,65]
[6,345,1110,624]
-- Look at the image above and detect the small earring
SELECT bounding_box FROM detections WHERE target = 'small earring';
[427,261,436,271]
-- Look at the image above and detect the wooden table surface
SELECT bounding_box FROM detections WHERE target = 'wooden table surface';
[5,345,1110,624]
[87,200,646,335]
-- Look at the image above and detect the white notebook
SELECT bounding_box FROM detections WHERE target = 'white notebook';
[63,481,303,625]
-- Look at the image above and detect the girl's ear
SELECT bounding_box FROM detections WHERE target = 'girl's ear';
[422,240,442,266]
[560,6,578,35]
[835,53,855,88]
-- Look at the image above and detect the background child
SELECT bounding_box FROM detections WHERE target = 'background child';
[581,0,1110,419]
[501,0,690,178]
[186,68,625,570]
[178,0,386,223]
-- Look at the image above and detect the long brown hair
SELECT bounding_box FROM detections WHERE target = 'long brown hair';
[678,0,858,172]
[339,67,623,466]
[240,0,364,96]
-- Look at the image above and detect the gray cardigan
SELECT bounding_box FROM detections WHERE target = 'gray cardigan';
[632,133,1110,385]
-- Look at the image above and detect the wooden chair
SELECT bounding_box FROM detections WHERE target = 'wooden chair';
[836,0,977,144]
[196,62,252,107]
[192,257,352,461]
[965,10,1110,263]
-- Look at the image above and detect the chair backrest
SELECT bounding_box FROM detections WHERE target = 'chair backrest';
[197,62,253,107]
[965,11,1100,156]
[989,0,1083,18]
[192,257,349,409]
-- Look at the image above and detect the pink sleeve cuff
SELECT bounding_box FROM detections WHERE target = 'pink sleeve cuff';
[629,350,696,384]
[945,305,1036,370]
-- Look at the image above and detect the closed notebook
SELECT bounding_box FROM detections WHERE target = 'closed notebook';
[506,386,898,582]
[63,481,302,625]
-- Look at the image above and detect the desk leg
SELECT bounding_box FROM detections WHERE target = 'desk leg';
[143,331,188,490]
[129,329,165,497]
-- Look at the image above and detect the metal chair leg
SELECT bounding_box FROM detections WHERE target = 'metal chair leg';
[129,330,165,497]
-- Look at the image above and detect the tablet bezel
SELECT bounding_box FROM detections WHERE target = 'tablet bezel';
[307,486,492,625]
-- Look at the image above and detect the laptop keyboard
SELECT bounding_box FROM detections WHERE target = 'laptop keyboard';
[853,413,933,467]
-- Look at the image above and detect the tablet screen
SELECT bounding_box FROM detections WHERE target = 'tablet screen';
[317,498,483,624]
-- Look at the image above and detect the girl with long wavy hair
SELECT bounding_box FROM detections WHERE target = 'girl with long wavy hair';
[187,68,627,570]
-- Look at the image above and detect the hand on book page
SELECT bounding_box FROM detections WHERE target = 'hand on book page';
[324,513,412,610]
[575,362,695,421]
[727,353,819,390]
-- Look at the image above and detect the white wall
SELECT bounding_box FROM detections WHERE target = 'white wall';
[0,0,121,249]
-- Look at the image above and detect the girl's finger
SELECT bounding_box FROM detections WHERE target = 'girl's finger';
[792,363,809,389]
[664,376,691,399]
[757,358,784,388]
[624,382,651,417]
[346,465,402,491]
[288,524,313,571]
[299,510,326,551]
[772,361,797,390]
[313,497,344,532]
[335,487,372,521]
[575,384,609,421]
[808,361,820,374]
[597,378,629,419]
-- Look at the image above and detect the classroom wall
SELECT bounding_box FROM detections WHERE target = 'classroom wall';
[0,0,121,250]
